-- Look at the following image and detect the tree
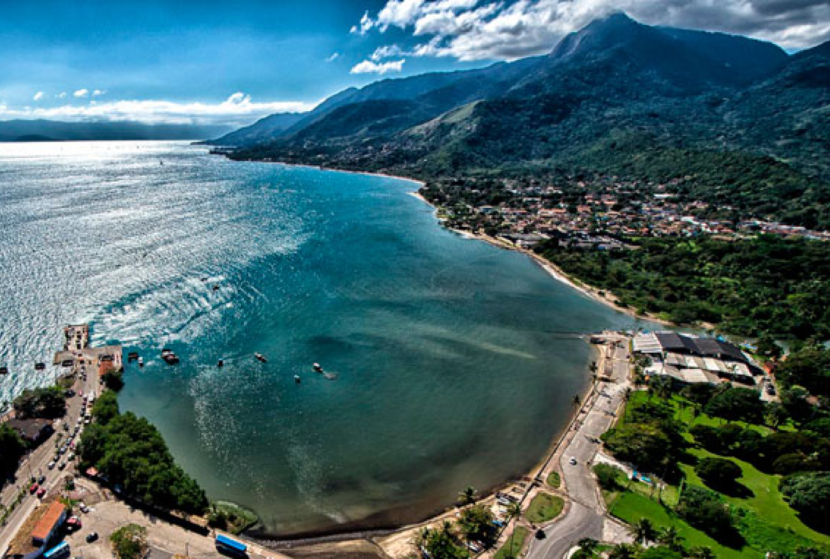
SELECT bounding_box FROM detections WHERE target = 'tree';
[781,472,830,518]
[657,526,684,552]
[458,486,477,507]
[110,524,148,559]
[504,502,523,559]
[639,547,682,559]
[593,463,624,491]
[458,505,497,546]
[577,538,599,556]
[765,402,789,429]
[695,457,743,491]
[13,386,66,419]
[0,423,26,478]
[608,543,639,559]
[676,486,738,543]
[422,521,469,559]
[704,387,765,424]
[629,518,657,545]
[102,369,125,391]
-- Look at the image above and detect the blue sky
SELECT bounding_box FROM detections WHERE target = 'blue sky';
[1,0,829,127]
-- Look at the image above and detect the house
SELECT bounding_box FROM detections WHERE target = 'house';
[31,501,67,546]
[7,418,53,445]
[2,499,66,559]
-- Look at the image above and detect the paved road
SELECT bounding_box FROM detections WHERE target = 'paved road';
[0,361,100,554]
[528,338,630,559]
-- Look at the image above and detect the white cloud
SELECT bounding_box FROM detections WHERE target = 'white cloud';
[0,92,317,127]
[33,91,44,101]
[350,10,374,34]
[370,44,405,61]
[350,59,406,74]
[92,89,106,97]
[73,89,89,98]
[57,92,67,99]
[354,0,830,62]
[326,52,340,62]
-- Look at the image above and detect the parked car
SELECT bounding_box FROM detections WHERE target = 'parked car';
[85,532,98,543]
[58,462,66,470]
[37,487,46,498]
[47,461,56,470]
[766,384,777,395]
[569,457,578,465]
[79,503,89,514]
[29,483,39,494]
[37,475,46,484]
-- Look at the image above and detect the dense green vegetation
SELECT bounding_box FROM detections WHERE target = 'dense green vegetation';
[102,368,125,391]
[536,235,830,339]
[776,344,830,398]
[12,386,66,419]
[79,391,208,515]
[0,423,26,479]
[207,501,260,535]
[602,389,830,557]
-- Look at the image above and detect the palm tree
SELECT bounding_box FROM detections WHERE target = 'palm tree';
[628,518,657,545]
[577,538,599,556]
[458,486,477,507]
[688,546,715,559]
[608,543,638,559]
[504,502,523,559]
[412,527,431,554]
[657,525,684,551]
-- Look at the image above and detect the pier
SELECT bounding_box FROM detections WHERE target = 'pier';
[52,324,122,379]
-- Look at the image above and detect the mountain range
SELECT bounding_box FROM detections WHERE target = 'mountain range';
[0,119,231,142]
[211,13,830,229]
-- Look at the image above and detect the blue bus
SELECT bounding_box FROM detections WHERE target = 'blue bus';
[215,534,248,557]
[43,542,70,559]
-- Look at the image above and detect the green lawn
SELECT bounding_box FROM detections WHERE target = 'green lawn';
[610,492,757,559]
[547,471,561,489]
[681,448,830,549]
[495,526,529,559]
[525,493,564,524]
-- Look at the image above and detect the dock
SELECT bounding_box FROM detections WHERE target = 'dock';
[52,324,122,378]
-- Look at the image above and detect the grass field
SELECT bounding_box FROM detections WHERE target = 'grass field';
[495,526,529,559]
[608,390,830,556]
[526,493,565,524]
[547,471,561,488]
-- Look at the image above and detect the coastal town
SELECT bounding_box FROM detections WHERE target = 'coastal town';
[6,321,825,559]
[421,176,830,251]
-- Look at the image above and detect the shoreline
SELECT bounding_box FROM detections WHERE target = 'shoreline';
[211,156,630,547]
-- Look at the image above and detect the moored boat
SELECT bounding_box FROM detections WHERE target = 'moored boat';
[161,348,180,365]
[313,363,323,373]
[138,357,144,367]
[0,366,8,375]
[255,353,267,363]
[35,362,46,370]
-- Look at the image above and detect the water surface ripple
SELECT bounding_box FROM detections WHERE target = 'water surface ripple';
[0,141,652,535]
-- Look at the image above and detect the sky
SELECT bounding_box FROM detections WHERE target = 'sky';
[1,0,829,128]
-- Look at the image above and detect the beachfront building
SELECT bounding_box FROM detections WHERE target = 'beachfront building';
[3,499,67,559]
[633,331,762,386]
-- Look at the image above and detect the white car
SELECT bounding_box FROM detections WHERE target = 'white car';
[569,457,578,465]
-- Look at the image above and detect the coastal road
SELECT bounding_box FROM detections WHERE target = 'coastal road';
[0,362,100,554]
[527,337,630,559]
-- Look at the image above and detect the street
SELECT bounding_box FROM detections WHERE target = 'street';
[0,356,100,555]
[527,336,631,559]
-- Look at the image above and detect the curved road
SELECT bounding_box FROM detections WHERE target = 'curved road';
[528,340,630,559]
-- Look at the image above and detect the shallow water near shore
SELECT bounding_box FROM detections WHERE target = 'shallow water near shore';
[0,141,655,536]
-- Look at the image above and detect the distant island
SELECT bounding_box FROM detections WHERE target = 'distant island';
[0,119,231,142]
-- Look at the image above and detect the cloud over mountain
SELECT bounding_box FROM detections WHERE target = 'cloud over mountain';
[356,0,830,64]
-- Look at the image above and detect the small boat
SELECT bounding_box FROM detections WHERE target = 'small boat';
[0,366,8,375]
[294,375,301,384]
[212,285,220,292]
[254,353,267,363]
[138,357,144,368]
[127,352,139,362]
[35,362,46,371]
[312,363,323,373]
[217,359,224,368]
[161,348,180,365]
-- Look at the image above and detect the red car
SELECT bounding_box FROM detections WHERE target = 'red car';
[36,487,46,498]
[29,483,39,494]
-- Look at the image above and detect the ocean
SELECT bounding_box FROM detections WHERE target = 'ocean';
[0,141,653,535]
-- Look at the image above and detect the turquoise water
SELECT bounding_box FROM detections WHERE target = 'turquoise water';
[0,141,653,536]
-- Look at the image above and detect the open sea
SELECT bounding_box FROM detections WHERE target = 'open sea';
[0,141,654,536]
